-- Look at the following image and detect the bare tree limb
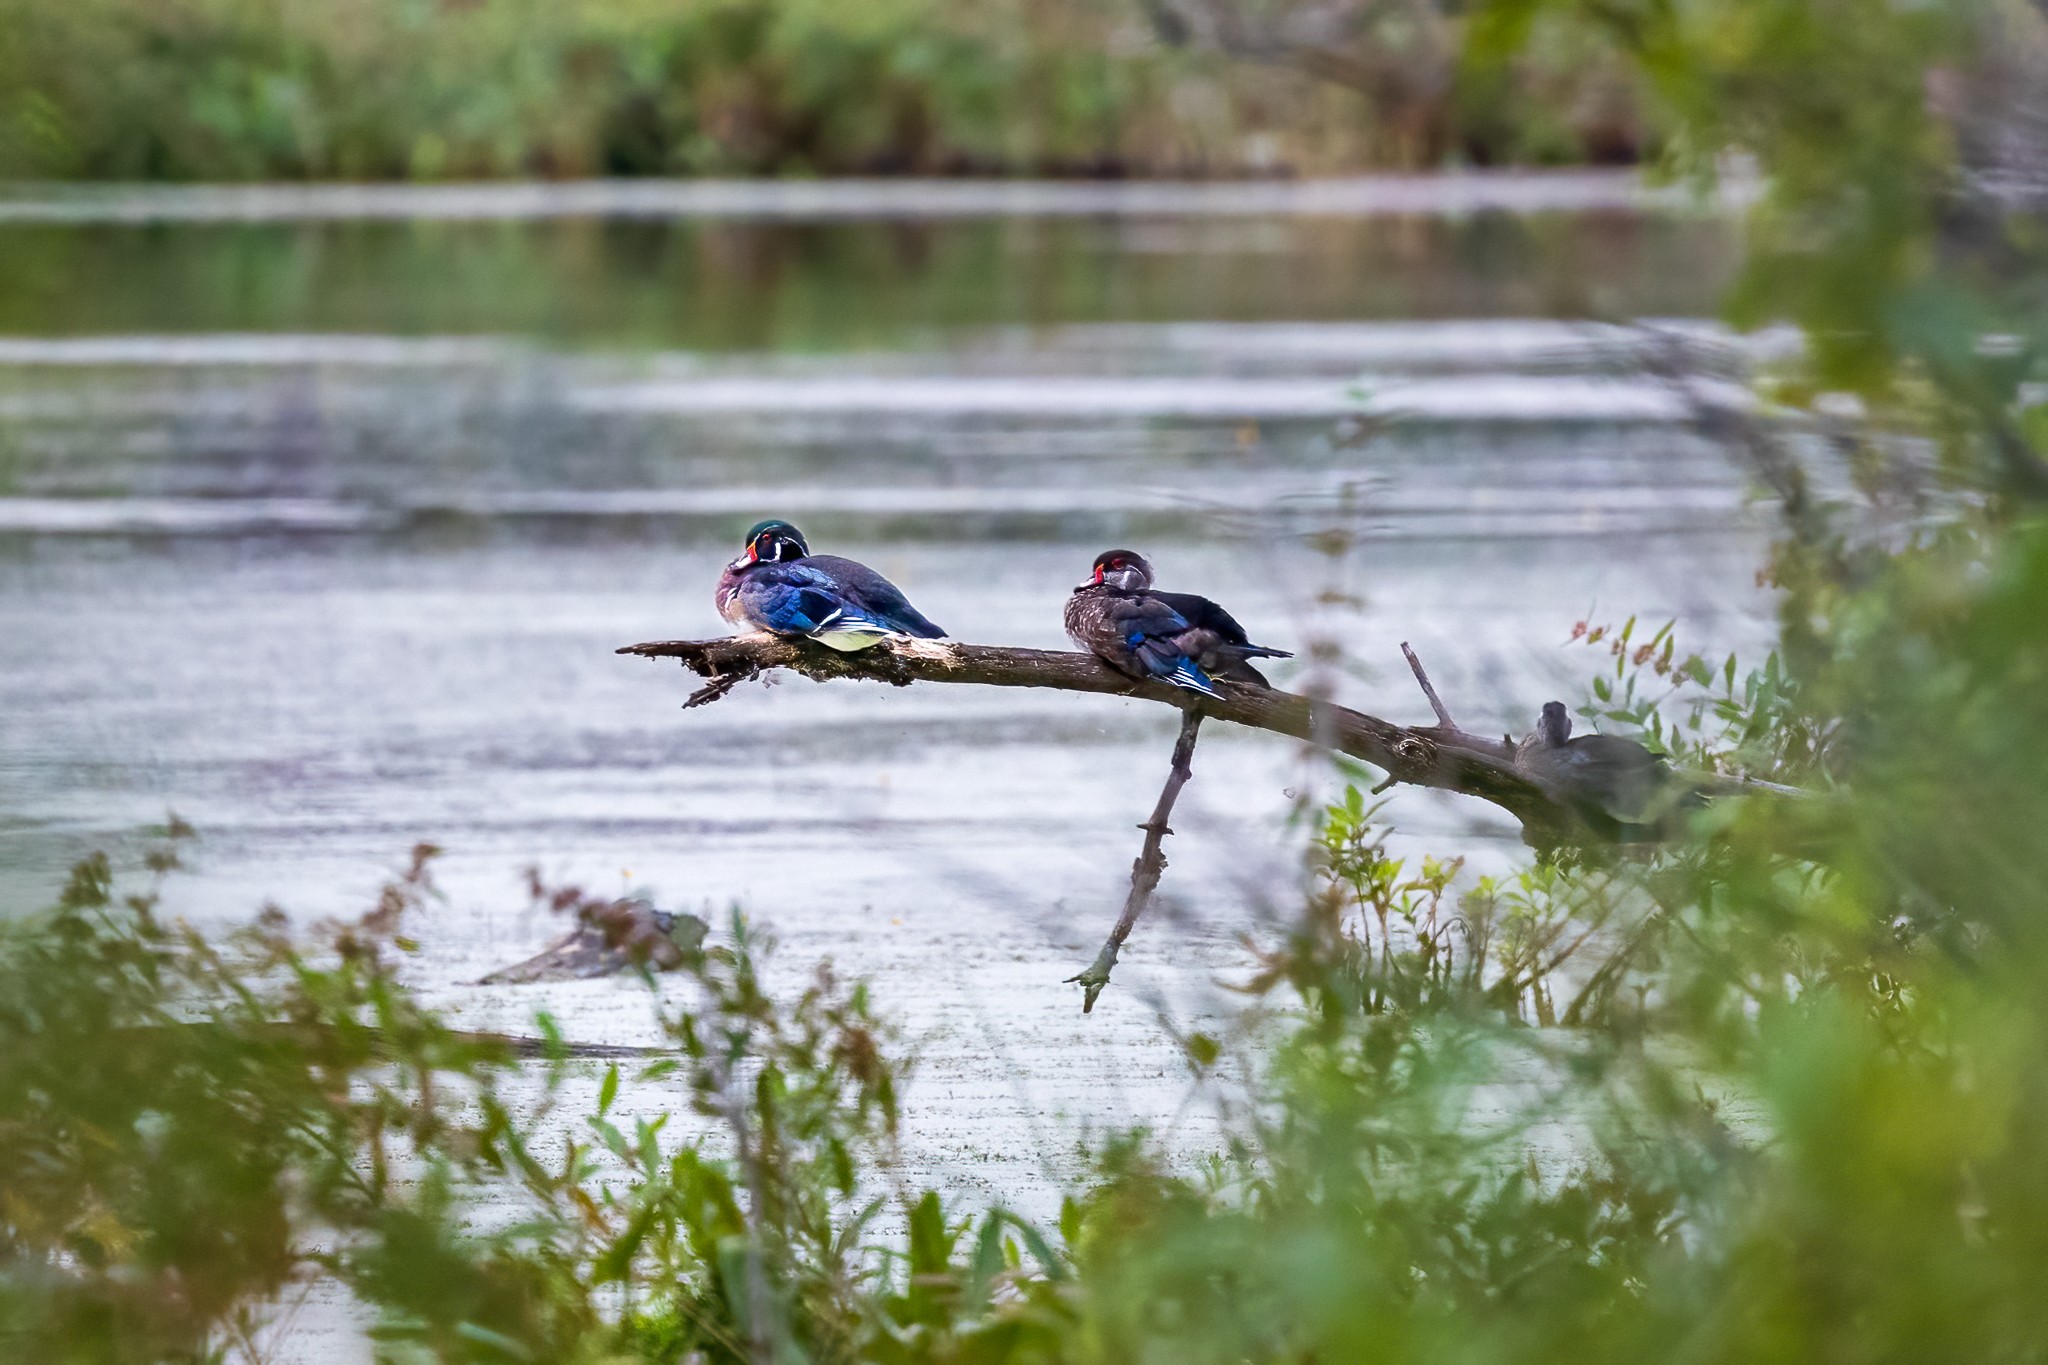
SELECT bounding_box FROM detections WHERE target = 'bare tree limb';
[618,633,1600,844]
[1403,640,1457,728]
[1372,639,1528,796]
[1066,709,1205,1012]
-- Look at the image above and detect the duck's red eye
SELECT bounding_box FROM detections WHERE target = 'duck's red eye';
[1108,557,1124,569]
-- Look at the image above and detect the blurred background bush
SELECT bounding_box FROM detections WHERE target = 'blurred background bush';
[0,0,1650,179]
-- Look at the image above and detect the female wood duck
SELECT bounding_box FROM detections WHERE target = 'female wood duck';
[1515,701,1691,829]
[1064,549,1291,699]
[716,519,946,650]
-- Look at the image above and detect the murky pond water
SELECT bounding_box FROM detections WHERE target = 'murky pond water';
[0,174,1774,1355]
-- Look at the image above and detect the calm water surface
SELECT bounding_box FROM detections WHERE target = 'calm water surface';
[0,182,1774,1352]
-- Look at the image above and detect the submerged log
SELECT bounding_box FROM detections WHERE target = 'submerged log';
[481,896,708,985]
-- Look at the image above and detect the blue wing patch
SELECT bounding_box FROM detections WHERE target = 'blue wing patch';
[1122,610,1221,697]
[746,581,843,635]
[734,565,922,651]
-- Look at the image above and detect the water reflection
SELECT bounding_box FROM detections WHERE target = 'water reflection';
[0,208,1735,347]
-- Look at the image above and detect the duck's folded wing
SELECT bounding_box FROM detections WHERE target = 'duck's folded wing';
[735,572,848,636]
[806,554,947,638]
[1154,590,1291,658]
[1153,590,1248,644]
[1556,739,1670,821]
[1102,595,1188,667]
[1101,597,1221,694]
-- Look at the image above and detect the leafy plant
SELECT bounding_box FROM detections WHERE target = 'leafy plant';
[0,0,1659,180]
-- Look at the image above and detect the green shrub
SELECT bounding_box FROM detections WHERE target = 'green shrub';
[0,0,1650,179]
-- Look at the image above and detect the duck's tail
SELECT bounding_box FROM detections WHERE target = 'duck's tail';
[808,609,918,652]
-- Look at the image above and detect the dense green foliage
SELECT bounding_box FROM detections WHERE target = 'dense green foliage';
[0,0,1174,179]
[0,0,1648,179]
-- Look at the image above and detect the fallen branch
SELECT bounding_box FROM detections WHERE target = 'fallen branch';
[1067,709,1204,1012]
[618,632,1825,998]
[1390,638,1810,814]
[1369,640,1524,795]
[618,633,1592,843]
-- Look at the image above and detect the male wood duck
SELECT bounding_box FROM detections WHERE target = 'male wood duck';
[1515,701,1693,830]
[716,519,946,650]
[1064,549,1291,699]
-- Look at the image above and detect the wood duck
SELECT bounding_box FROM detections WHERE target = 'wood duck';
[1064,549,1291,699]
[1515,701,1692,830]
[715,519,946,650]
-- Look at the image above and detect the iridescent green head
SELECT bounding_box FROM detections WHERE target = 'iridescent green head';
[732,519,809,569]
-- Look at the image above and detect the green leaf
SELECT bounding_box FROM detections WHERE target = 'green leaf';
[593,1200,662,1284]
[995,1210,1070,1281]
[1058,1197,1084,1248]
[453,1322,533,1360]
[907,1190,953,1276]
[590,1118,631,1160]
[968,1213,1007,1302]
[533,1011,567,1064]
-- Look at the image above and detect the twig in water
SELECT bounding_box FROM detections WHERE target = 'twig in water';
[1067,709,1205,1013]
